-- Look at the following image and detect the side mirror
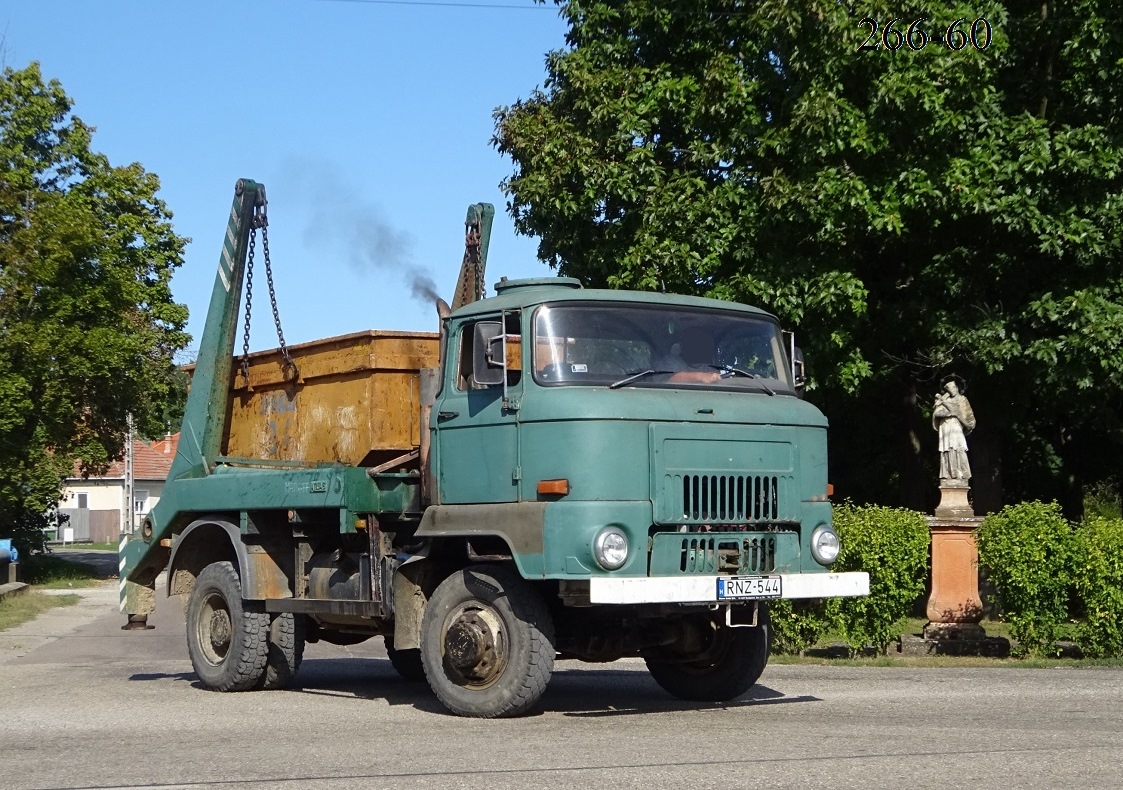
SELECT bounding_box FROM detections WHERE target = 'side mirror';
[783,330,807,397]
[472,321,505,386]
[792,346,807,397]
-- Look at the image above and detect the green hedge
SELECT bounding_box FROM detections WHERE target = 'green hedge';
[977,501,1074,657]
[769,503,929,656]
[769,499,1123,660]
[827,503,930,655]
[1072,517,1123,658]
[769,598,830,655]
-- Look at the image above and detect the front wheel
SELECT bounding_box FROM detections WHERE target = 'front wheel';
[644,610,770,702]
[185,561,269,691]
[420,565,555,718]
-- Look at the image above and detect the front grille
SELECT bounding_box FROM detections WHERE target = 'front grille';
[669,535,779,574]
[682,474,780,522]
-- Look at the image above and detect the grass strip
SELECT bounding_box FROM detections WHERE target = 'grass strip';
[0,591,81,632]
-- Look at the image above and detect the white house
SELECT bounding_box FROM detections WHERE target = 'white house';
[58,433,179,543]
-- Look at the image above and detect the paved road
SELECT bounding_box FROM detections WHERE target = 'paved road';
[2,560,1121,790]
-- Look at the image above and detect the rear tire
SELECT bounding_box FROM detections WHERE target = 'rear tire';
[186,561,269,691]
[260,613,306,689]
[420,565,555,718]
[645,610,770,702]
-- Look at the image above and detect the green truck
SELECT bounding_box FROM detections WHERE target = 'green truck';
[119,179,868,717]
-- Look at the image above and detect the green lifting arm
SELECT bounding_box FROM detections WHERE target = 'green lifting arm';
[451,203,495,310]
[119,179,265,628]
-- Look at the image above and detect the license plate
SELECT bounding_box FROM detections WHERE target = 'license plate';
[716,575,782,600]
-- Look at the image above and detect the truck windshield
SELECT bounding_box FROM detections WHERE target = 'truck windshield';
[533,303,794,393]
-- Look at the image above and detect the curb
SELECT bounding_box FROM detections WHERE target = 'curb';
[0,581,30,601]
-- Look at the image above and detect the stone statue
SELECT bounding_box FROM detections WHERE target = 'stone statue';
[932,375,976,484]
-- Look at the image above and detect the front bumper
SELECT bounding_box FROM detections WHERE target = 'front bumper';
[588,571,869,604]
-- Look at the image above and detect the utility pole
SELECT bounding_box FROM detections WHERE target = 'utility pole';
[124,415,134,535]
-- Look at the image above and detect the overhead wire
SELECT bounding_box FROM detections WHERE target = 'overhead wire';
[304,0,552,10]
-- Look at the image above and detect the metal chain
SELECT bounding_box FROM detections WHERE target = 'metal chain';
[239,197,297,385]
[258,206,297,382]
[466,216,483,301]
[240,225,256,384]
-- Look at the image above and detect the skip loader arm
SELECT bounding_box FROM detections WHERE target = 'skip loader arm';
[450,203,494,310]
[119,179,265,628]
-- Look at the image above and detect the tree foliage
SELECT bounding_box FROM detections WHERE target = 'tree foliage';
[0,63,189,554]
[495,1,1123,511]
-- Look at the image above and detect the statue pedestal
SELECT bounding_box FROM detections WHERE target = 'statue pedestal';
[935,482,973,520]
[924,513,985,640]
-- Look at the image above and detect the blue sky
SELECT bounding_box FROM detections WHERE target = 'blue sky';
[3,0,569,354]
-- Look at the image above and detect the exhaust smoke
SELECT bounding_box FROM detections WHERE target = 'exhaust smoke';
[286,159,445,309]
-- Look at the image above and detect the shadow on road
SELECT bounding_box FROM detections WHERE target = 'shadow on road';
[129,671,197,683]
[127,656,819,717]
[547,669,820,717]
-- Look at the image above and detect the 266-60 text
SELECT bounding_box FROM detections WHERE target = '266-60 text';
[857,17,993,52]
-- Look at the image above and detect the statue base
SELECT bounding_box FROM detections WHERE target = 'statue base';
[922,621,986,641]
[935,482,973,520]
[900,631,1009,657]
[925,510,985,640]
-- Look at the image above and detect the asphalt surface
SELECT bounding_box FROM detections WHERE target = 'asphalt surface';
[2,551,1121,790]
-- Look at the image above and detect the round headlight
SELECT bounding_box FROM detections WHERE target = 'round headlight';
[810,525,840,565]
[593,527,629,570]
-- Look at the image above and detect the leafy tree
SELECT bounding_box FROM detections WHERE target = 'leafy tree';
[0,63,189,554]
[494,1,1123,513]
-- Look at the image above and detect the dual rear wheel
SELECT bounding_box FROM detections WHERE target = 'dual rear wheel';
[185,561,303,692]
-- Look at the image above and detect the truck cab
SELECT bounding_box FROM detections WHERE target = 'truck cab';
[430,276,841,585]
[406,277,865,713]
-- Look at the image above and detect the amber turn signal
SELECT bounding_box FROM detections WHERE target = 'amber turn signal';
[826,483,835,497]
[537,478,570,496]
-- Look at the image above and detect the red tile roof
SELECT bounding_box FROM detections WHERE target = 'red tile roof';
[70,434,180,481]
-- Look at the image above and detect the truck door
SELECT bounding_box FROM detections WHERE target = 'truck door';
[432,312,522,504]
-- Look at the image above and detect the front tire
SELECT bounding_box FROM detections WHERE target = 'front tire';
[420,565,555,718]
[645,611,770,702]
[186,561,269,691]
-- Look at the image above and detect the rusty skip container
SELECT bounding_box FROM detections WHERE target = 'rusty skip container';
[215,329,439,467]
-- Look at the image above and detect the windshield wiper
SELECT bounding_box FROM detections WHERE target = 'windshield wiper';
[609,370,674,389]
[709,365,776,395]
